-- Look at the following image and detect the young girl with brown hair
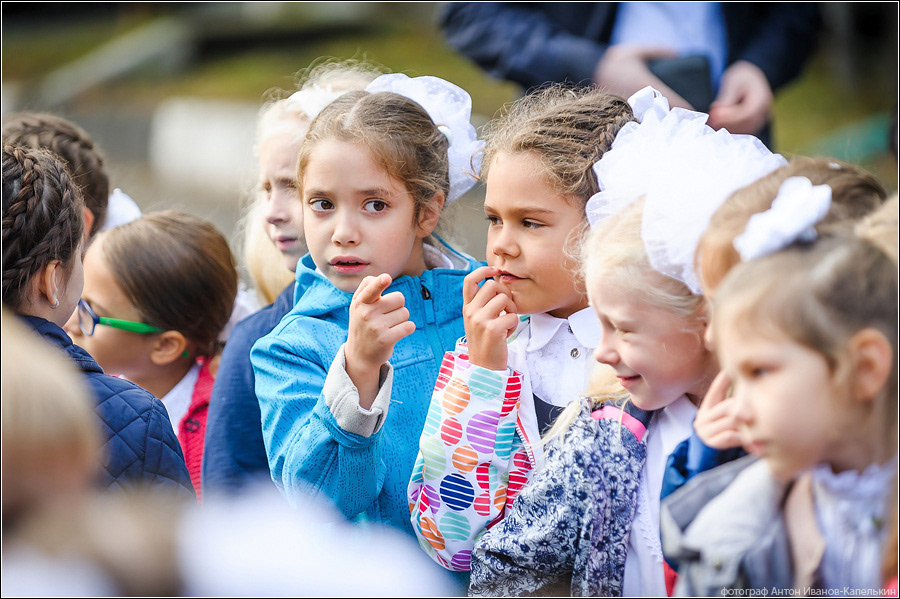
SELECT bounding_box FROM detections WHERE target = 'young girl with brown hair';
[203,59,381,496]
[2,144,193,498]
[408,83,635,573]
[66,210,238,499]
[250,73,483,533]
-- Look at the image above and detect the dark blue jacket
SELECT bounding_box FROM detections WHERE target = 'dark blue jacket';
[202,283,295,495]
[21,315,195,499]
[438,3,821,93]
[661,430,747,502]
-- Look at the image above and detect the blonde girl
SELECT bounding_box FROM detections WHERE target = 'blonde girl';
[203,59,380,496]
[662,189,898,595]
[66,211,238,499]
[242,59,383,304]
[408,84,635,573]
[468,88,785,596]
[250,74,483,533]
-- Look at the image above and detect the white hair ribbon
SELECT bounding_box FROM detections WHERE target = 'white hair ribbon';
[733,176,832,262]
[365,73,484,203]
[585,85,787,294]
[285,84,349,121]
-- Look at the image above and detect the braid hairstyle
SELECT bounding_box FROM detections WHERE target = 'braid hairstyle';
[480,83,636,209]
[2,144,85,313]
[2,113,109,237]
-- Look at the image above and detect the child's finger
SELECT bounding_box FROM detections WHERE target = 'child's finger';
[699,370,732,410]
[499,312,520,337]
[699,414,738,438]
[376,290,407,313]
[483,291,518,320]
[463,266,499,304]
[384,319,417,345]
[380,305,411,329]
[707,430,743,451]
[466,280,506,311]
[703,397,735,421]
[355,273,392,304]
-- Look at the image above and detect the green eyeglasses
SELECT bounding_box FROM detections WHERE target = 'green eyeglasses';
[77,299,163,337]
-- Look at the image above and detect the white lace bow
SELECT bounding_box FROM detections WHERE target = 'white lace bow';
[586,86,787,294]
[285,83,351,121]
[366,73,484,203]
[733,176,832,261]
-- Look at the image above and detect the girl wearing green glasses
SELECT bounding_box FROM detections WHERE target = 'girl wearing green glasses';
[66,210,238,499]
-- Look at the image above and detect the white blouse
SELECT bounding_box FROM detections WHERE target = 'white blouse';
[160,362,200,434]
[523,308,601,410]
[623,395,698,597]
[813,457,896,591]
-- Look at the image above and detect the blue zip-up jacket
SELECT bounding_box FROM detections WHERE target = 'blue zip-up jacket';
[20,315,195,499]
[251,241,480,534]
[202,283,295,496]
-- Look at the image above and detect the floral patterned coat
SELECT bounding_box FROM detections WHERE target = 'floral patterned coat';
[469,397,653,597]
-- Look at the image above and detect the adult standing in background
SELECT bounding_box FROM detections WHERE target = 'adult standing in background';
[438,3,821,142]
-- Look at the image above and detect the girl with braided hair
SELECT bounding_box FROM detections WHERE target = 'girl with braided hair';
[408,84,637,575]
[462,87,786,595]
[2,112,141,238]
[2,144,194,500]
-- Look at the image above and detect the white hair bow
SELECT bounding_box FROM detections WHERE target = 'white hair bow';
[585,86,787,294]
[285,84,350,121]
[365,74,484,203]
[733,176,832,261]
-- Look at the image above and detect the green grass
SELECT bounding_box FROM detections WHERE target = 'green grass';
[1,12,153,81]
[41,18,520,123]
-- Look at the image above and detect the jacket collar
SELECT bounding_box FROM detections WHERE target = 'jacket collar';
[525,307,600,353]
[17,314,103,374]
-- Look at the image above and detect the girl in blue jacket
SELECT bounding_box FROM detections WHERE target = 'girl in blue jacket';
[250,74,483,534]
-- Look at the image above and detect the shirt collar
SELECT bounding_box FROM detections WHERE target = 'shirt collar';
[525,307,601,353]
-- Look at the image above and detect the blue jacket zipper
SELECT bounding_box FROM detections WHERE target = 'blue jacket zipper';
[420,283,443,362]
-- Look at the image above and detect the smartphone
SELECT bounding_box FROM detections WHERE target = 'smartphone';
[647,55,714,113]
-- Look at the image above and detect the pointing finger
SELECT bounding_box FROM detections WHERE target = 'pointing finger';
[354,273,393,304]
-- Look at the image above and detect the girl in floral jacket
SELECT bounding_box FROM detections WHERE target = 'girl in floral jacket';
[408,84,636,573]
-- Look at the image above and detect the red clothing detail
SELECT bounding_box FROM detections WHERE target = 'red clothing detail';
[178,358,214,502]
[664,561,678,596]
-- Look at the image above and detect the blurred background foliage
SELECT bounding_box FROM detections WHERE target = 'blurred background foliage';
[2,2,897,260]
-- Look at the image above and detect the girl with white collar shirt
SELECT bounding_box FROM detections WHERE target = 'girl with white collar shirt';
[408,84,636,574]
